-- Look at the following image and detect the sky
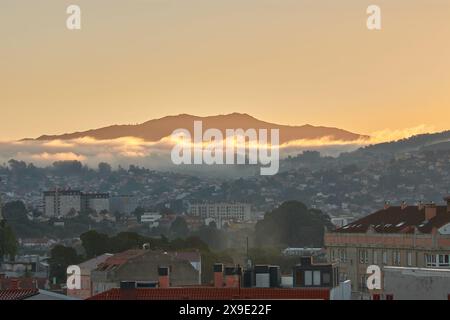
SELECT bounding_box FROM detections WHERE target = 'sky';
[1,0,450,140]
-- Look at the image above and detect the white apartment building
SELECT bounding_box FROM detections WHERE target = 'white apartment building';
[140,212,162,228]
[44,190,82,217]
[83,193,110,213]
[188,202,252,222]
[43,191,110,217]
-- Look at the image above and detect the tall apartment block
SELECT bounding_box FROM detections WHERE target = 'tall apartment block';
[43,191,110,217]
[43,190,82,217]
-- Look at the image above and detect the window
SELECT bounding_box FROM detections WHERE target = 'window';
[407,252,413,266]
[339,249,347,263]
[359,275,368,291]
[438,254,450,267]
[425,254,437,267]
[322,272,331,286]
[426,254,450,267]
[393,251,401,266]
[359,249,369,264]
[382,251,388,264]
[313,271,321,286]
[305,271,313,286]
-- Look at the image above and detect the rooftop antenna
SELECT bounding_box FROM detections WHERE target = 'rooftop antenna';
[246,236,252,269]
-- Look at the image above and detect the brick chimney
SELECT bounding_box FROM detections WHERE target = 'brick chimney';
[158,266,170,288]
[10,279,19,289]
[119,281,137,300]
[425,203,437,221]
[445,196,450,213]
[224,266,242,288]
[213,263,224,288]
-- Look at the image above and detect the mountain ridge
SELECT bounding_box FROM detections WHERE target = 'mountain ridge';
[33,112,369,145]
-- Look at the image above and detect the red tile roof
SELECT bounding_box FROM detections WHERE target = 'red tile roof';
[0,289,39,300]
[95,250,201,271]
[96,250,147,271]
[88,287,330,300]
[334,205,450,234]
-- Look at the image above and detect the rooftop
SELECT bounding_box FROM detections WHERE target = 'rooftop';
[0,289,39,300]
[333,204,450,234]
[88,287,330,300]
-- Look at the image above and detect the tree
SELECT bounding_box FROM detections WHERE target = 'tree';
[2,201,28,223]
[169,217,189,239]
[48,245,81,284]
[98,162,112,176]
[255,201,332,248]
[0,221,18,259]
[80,230,110,259]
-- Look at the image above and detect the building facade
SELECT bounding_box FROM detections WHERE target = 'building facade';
[90,249,201,296]
[43,190,82,217]
[43,191,111,217]
[383,266,450,300]
[188,202,252,222]
[82,193,110,213]
[324,198,450,295]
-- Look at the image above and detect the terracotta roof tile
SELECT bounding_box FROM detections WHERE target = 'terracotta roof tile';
[88,287,330,300]
[0,289,39,300]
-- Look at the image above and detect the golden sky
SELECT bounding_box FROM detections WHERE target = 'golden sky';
[1,0,449,140]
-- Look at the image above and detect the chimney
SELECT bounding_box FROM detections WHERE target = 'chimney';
[158,266,170,288]
[445,196,450,213]
[401,201,407,210]
[224,266,242,288]
[119,281,137,300]
[384,201,390,210]
[425,202,437,221]
[10,279,19,290]
[213,263,224,288]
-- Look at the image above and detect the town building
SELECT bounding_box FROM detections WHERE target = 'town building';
[324,197,450,296]
[67,253,112,300]
[89,258,350,300]
[43,190,82,217]
[140,212,162,228]
[82,193,110,213]
[43,190,111,217]
[90,249,201,296]
[382,266,450,300]
[188,202,252,223]
[0,255,48,279]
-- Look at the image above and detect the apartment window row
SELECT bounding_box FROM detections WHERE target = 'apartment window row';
[359,249,369,264]
[357,249,415,267]
[425,254,450,267]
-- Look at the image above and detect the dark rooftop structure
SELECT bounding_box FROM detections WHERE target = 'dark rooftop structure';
[334,198,450,234]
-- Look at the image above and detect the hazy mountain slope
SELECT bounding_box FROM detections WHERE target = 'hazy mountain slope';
[35,113,368,145]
